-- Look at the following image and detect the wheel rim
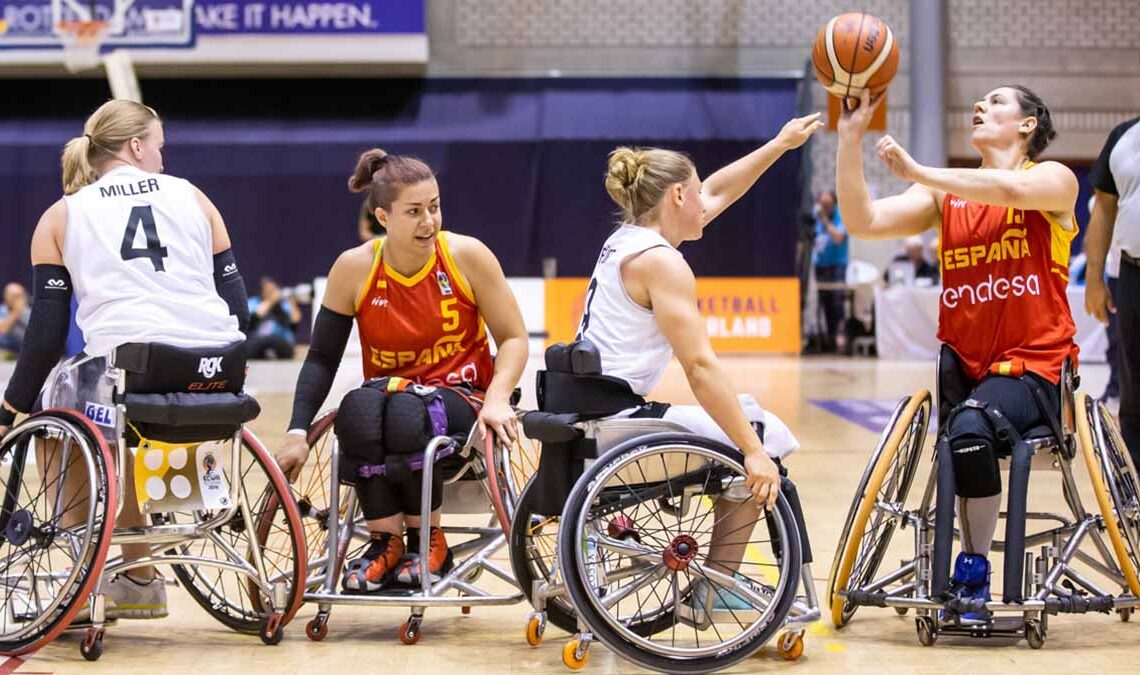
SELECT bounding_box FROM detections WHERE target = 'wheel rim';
[829,392,931,626]
[0,413,116,653]
[568,443,794,659]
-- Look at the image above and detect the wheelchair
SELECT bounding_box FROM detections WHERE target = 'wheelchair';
[0,343,307,660]
[280,399,535,644]
[509,351,819,673]
[827,346,1140,648]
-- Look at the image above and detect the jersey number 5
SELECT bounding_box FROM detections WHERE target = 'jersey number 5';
[120,205,169,272]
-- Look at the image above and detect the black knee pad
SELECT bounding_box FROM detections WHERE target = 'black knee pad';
[335,387,387,482]
[950,435,1002,498]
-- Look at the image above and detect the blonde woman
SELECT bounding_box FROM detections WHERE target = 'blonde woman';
[577,113,821,603]
[0,99,249,619]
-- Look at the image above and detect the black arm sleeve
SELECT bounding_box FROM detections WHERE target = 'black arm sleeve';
[287,306,353,431]
[213,248,250,333]
[2,265,73,415]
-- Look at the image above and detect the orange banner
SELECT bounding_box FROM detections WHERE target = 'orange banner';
[544,277,801,354]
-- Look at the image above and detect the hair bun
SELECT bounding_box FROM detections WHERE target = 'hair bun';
[348,148,389,193]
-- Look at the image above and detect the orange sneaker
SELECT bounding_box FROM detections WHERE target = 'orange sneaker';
[343,532,405,592]
[397,527,454,584]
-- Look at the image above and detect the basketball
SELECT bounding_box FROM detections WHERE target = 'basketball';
[812,12,899,103]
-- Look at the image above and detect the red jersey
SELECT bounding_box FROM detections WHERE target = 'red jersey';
[937,167,1079,384]
[355,232,493,390]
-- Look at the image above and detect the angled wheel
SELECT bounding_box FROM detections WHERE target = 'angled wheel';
[559,433,801,674]
[827,391,931,628]
[1076,392,1140,597]
[510,479,578,635]
[165,429,307,634]
[0,411,117,656]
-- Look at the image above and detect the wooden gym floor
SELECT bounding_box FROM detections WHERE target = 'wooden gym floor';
[9,356,1135,674]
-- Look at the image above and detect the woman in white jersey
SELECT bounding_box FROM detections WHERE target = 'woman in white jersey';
[0,100,249,621]
[580,112,822,541]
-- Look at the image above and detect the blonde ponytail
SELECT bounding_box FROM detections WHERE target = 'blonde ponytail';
[61,99,161,195]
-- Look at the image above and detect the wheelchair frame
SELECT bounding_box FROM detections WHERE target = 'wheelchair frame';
[515,417,820,671]
[828,358,1140,649]
[301,417,526,644]
[0,354,307,660]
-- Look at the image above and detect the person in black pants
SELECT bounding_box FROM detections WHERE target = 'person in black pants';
[1085,116,1140,465]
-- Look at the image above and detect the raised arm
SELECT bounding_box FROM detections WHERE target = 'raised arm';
[451,234,529,442]
[628,247,780,509]
[700,113,824,225]
[836,91,941,239]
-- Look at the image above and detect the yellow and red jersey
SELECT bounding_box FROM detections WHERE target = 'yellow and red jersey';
[354,232,493,390]
[936,163,1079,384]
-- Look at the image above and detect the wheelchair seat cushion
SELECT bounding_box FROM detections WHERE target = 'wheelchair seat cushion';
[522,411,583,443]
[113,341,247,395]
[123,392,260,443]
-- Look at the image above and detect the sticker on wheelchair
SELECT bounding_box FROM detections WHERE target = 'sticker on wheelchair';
[134,440,231,513]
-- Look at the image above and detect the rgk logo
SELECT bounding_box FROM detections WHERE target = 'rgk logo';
[198,356,224,379]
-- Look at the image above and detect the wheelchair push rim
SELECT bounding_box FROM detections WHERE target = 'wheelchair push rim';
[484,410,543,537]
[827,391,931,628]
[0,411,117,655]
[1076,392,1140,597]
[166,428,307,633]
[559,435,801,670]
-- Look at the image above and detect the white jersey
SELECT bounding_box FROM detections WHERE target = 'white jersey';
[578,225,675,396]
[62,165,244,357]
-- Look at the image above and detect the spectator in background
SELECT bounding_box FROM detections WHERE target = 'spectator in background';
[247,277,302,359]
[885,235,940,286]
[813,189,848,352]
[0,283,30,356]
[358,196,384,242]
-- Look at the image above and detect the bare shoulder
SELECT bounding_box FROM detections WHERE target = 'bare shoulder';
[333,239,379,276]
[31,199,68,264]
[625,245,692,285]
[444,232,500,275]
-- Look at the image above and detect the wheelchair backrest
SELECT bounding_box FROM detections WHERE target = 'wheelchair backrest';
[112,341,247,395]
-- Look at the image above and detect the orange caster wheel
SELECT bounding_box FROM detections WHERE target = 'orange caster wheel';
[562,639,589,670]
[400,617,423,645]
[461,606,471,615]
[776,630,804,660]
[525,613,546,647]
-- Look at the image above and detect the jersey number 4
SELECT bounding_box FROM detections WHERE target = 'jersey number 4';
[120,206,169,272]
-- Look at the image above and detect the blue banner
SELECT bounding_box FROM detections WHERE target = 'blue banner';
[194,0,423,35]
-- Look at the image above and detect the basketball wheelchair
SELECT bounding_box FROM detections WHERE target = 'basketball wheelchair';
[828,345,1140,648]
[278,389,534,645]
[507,341,820,673]
[0,342,308,661]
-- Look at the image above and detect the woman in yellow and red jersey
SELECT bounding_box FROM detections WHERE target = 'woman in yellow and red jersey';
[836,86,1078,618]
[276,149,527,590]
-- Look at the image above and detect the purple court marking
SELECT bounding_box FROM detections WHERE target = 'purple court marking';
[810,399,903,433]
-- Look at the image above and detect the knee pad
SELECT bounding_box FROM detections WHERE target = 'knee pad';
[950,435,1002,498]
[383,389,449,456]
[335,387,387,482]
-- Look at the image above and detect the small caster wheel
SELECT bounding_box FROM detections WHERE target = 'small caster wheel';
[562,639,590,670]
[895,607,909,616]
[461,606,471,616]
[400,617,423,645]
[1120,608,1133,623]
[916,617,936,646]
[776,630,804,660]
[306,615,329,641]
[259,613,285,646]
[1025,620,1045,649]
[80,628,104,661]
[525,612,546,647]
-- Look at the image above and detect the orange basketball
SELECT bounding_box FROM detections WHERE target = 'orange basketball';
[812,12,899,102]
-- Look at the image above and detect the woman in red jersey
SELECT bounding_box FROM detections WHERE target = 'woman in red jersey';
[276,149,528,590]
[836,86,1078,618]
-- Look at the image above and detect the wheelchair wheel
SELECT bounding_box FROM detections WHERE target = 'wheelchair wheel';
[558,433,801,674]
[827,391,931,628]
[484,411,542,535]
[509,478,578,635]
[0,410,116,655]
[164,429,307,634]
[1076,392,1140,597]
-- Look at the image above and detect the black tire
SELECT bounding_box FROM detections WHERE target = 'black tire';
[558,433,802,674]
[509,479,579,634]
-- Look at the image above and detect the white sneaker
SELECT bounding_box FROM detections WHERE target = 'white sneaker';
[102,573,169,619]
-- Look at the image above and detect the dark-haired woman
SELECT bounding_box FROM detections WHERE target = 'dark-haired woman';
[276,149,527,590]
[836,86,1078,618]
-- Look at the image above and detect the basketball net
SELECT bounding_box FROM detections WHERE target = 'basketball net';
[58,19,109,73]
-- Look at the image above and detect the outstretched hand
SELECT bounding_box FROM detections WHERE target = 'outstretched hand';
[777,112,825,150]
[837,88,885,138]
